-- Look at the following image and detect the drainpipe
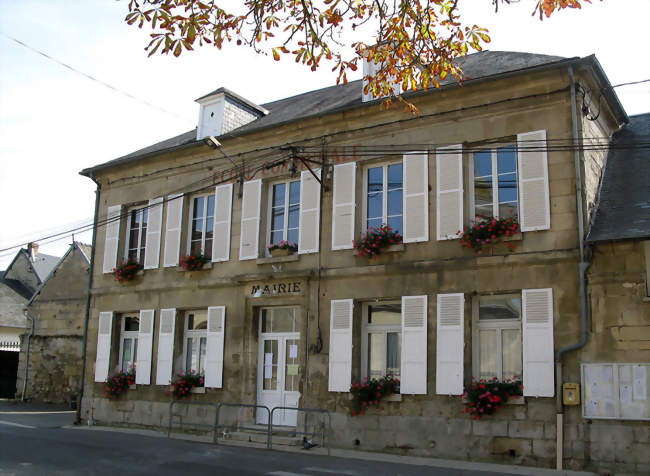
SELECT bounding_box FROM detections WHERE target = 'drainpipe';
[75,174,101,424]
[554,65,591,470]
[20,310,35,401]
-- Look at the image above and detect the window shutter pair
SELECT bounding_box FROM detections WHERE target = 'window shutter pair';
[435,289,554,397]
[331,154,429,250]
[435,130,550,240]
[92,309,155,385]
[239,171,321,260]
[102,197,164,272]
[327,296,428,395]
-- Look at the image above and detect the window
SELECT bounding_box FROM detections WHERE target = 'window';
[125,207,148,265]
[268,180,300,248]
[183,310,208,376]
[364,162,403,235]
[361,302,401,385]
[119,315,139,373]
[471,145,518,220]
[188,195,215,259]
[473,294,522,381]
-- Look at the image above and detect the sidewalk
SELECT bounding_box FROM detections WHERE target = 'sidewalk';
[68,422,596,476]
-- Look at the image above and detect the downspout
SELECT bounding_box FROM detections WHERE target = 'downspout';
[555,65,591,470]
[20,310,35,401]
[75,173,101,424]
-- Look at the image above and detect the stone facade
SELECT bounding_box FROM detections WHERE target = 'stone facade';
[16,244,89,403]
[78,54,647,473]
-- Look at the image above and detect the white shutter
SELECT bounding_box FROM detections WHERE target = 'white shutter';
[94,311,113,382]
[163,194,184,267]
[436,293,464,395]
[517,130,550,231]
[239,179,262,260]
[156,308,176,385]
[403,152,429,243]
[136,309,155,385]
[401,295,428,394]
[328,299,353,392]
[144,197,163,269]
[298,169,321,254]
[212,183,233,262]
[522,288,554,397]
[436,145,463,241]
[103,205,122,273]
[332,162,356,250]
[205,306,226,388]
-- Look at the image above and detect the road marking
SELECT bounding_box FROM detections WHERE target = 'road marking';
[0,420,36,429]
[303,468,360,476]
[0,411,74,415]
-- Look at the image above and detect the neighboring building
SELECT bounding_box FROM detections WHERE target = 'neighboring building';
[78,51,647,472]
[16,242,91,403]
[0,244,59,398]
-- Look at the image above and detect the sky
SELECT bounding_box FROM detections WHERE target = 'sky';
[1,0,649,269]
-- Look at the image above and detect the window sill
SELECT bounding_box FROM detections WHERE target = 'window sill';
[191,386,206,394]
[386,393,402,402]
[256,254,299,265]
[642,296,650,303]
[502,232,522,242]
[385,244,404,252]
[128,384,137,390]
[175,262,213,272]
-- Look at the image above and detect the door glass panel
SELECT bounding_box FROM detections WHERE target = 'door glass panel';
[124,316,139,331]
[479,295,521,320]
[263,339,278,390]
[186,337,195,373]
[479,329,498,379]
[285,339,300,392]
[266,308,295,333]
[368,304,401,324]
[502,329,522,380]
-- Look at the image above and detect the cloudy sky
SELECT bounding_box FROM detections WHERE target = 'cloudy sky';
[1,0,648,269]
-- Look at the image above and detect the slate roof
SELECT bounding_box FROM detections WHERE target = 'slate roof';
[81,51,582,175]
[0,271,29,328]
[587,113,650,243]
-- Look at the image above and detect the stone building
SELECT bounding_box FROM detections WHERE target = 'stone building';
[78,51,648,472]
[0,245,58,398]
[16,242,90,403]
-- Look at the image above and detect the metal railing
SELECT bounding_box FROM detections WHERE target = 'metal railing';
[214,403,271,447]
[167,400,331,456]
[270,406,332,456]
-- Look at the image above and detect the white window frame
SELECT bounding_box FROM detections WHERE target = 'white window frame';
[182,310,208,377]
[361,160,404,233]
[644,241,650,297]
[118,314,139,373]
[360,300,402,387]
[471,293,522,382]
[265,178,301,252]
[468,143,518,222]
[187,194,215,258]
[124,205,148,265]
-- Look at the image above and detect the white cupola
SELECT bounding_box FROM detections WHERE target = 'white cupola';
[195,88,268,140]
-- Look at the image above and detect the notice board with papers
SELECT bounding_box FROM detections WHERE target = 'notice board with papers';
[581,363,650,421]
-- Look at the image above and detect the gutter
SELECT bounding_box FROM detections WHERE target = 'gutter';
[554,65,592,471]
[21,310,35,401]
[75,172,101,425]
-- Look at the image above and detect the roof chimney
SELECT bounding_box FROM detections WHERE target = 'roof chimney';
[27,242,39,262]
[362,45,402,102]
[195,88,268,141]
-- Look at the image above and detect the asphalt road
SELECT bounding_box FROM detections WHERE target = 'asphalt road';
[0,402,506,476]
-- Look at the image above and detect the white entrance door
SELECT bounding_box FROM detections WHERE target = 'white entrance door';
[256,307,300,427]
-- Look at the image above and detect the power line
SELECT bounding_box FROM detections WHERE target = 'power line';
[0,31,193,123]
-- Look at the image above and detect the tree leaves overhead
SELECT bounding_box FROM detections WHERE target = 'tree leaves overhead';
[123,0,597,108]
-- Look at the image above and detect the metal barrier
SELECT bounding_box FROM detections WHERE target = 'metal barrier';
[269,407,332,456]
[167,400,219,438]
[214,403,271,447]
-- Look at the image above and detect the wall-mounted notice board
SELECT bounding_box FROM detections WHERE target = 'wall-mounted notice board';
[581,363,649,421]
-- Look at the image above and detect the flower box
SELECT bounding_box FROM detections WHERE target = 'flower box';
[353,225,403,259]
[266,240,298,257]
[112,261,144,283]
[458,215,520,254]
[270,248,291,257]
[179,253,210,271]
[190,386,206,394]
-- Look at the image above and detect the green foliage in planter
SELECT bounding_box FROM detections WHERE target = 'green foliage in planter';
[458,215,519,254]
[113,260,143,283]
[353,224,402,258]
[104,370,135,400]
[463,377,523,419]
[168,371,205,399]
[180,253,209,270]
[349,375,399,416]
